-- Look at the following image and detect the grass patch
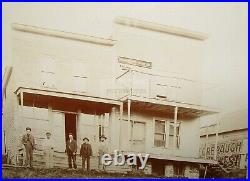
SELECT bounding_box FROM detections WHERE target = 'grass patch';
[2,167,157,178]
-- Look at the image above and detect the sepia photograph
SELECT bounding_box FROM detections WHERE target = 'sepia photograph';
[2,2,248,178]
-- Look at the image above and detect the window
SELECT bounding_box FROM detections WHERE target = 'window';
[169,122,180,149]
[154,120,166,147]
[39,57,56,89]
[41,71,56,89]
[72,62,88,93]
[73,76,87,93]
[133,122,145,141]
[154,119,181,148]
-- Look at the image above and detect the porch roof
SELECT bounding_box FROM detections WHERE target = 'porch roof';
[121,95,218,120]
[15,87,121,114]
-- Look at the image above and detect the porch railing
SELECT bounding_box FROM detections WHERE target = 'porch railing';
[115,69,218,106]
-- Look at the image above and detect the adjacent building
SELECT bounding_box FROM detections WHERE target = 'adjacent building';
[200,110,248,178]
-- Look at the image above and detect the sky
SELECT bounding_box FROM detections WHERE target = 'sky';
[2,3,248,127]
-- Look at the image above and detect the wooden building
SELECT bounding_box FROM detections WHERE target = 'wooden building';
[2,17,218,178]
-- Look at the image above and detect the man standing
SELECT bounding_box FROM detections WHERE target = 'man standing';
[21,127,35,168]
[65,133,77,169]
[80,137,92,172]
[43,131,54,168]
[98,135,108,171]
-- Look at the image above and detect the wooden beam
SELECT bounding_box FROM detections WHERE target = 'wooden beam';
[77,109,81,146]
[115,16,209,41]
[128,99,131,151]
[20,91,24,122]
[119,103,123,150]
[204,127,209,159]
[125,95,218,114]
[129,69,133,96]
[48,104,53,133]
[12,23,116,46]
[14,87,121,106]
[214,119,219,160]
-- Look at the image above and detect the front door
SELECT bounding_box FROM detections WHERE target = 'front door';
[132,121,145,152]
[65,113,77,141]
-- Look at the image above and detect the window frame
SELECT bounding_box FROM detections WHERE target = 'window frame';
[154,119,167,148]
[153,118,181,149]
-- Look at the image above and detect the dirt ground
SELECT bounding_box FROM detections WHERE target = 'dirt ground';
[2,167,158,178]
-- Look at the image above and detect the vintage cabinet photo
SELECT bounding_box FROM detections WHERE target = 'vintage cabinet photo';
[2,2,248,178]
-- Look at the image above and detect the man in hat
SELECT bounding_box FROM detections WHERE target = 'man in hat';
[43,131,54,168]
[98,135,108,171]
[80,137,92,171]
[21,127,35,168]
[65,133,77,169]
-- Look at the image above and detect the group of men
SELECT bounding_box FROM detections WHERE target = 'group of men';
[21,127,108,171]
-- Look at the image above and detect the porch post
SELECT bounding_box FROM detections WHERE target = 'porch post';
[173,106,178,150]
[119,103,123,150]
[20,91,24,122]
[110,107,117,151]
[16,91,24,165]
[205,127,209,159]
[48,105,53,133]
[214,120,219,160]
[128,99,131,151]
[77,109,81,146]
[129,69,133,96]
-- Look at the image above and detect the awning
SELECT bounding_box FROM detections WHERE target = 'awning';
[121,95,218,120]
[15,87,121,114]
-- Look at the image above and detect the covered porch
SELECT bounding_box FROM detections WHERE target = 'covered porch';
[14,87,123,168]
[120,95,218,154]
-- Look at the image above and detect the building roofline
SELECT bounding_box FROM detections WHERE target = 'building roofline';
[114,16,209,41]
[200,127,248,137]
[12,23,116,46]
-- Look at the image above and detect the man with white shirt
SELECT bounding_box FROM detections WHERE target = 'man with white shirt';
[98,135,108,171]
[43,131,54,168]
[65,133,77,169]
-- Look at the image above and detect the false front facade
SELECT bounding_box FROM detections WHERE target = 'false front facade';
[2,17,218,178]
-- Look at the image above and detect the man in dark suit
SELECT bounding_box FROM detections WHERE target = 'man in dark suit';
[65,133,77,169]
[21,127,35,168]
[80,137,92,171]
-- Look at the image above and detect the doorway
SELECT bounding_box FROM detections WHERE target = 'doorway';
[132,121,145,152]
[65,113,77,141]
